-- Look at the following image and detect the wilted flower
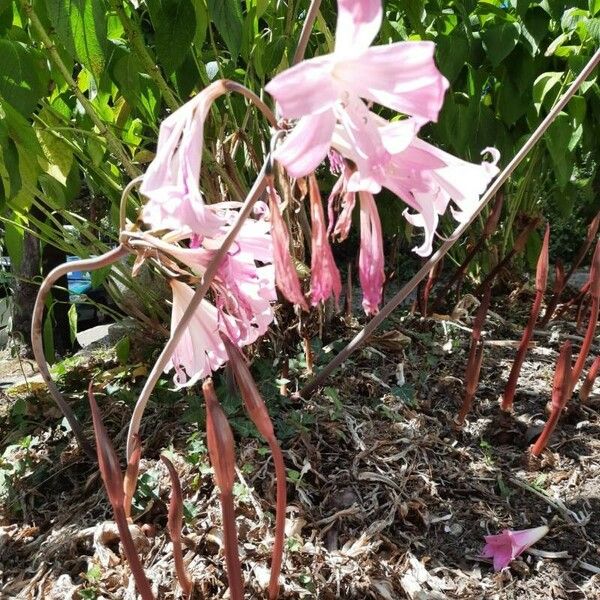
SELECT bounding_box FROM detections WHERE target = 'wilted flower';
[482,525,549,571]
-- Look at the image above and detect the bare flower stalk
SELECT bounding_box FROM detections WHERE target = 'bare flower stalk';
[567,239,600,398]
[456,284,492,425]
[202,379,244,600]
[531,341,572,456]
[501,224,550,411]
[161,456,193,598]
[88,384,155,600]
[541,209,600,326]
[299,48,600,399]
[579,356,600,403]
[223,338,287,600]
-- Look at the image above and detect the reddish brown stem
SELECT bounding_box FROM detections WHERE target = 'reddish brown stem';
[161,456,193,598]
[475,216,541,296]
[541,208,600,326]
[203,379,243,599]
[88,384,155,600]
[568,240,600,398]
[123,434,141,520]
[433,190,504,310]
[579,356,600,403]
[222,338,286,599]
[501,225,550,411]
[221,491,244,600]
[456,285,492,424]
[531,341,572,456]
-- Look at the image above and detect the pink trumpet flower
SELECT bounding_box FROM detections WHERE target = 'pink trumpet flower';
[482,525,549,571]
[265,0,448,178]
[358,191,384,314]
[167,280,232,386]
[309,175,342,305]
[335,118,500,256]
[140,81,227,235]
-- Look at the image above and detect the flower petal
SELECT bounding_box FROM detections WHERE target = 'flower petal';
[336,41,449,122]
[358,192,384,314]
[274,110,336,177]
[335,0,382,54]
[265,56,339,119]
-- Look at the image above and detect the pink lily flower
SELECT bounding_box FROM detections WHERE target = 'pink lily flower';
[268,187,308,309]
[140,81,227,236]
[265,0,448,179]
[482,525,549,571]
[358,192,385,315]
[334,117,500,256]
[309,176,342,305]
[167,280,232,387]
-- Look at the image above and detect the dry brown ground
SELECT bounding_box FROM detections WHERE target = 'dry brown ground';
[0,299,599,599]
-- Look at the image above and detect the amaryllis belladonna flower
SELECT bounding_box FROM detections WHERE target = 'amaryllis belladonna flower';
[482,525,549,571]
[265,0,449,180]
[358,191,384,314]
[140,81,227,236]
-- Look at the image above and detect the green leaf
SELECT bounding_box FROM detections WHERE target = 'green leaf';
[545,112,574,188]
[436,30,469,83]
[481,22,521,67]
[498,73,527,126]
[207,0,243,60]
[521,8,550,56]
[533,71,563,113]
[115,335,130,365]
[4,218,24,273]
[147,0,196,74]
[68,303,77,345]
[46,0,109,81]
[0,40,48,117]
[261,37,287,75]
[34,106,74,186]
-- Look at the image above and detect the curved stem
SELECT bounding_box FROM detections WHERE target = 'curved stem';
[223,80,278,128]
[299,48,600,399]
[125,162,269,459]
[119,176,144,232]
[31,246,130,459]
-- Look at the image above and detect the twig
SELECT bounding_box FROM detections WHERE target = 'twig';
[299,48,600,399]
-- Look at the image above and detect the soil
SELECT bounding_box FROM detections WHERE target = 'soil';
[0,295,599,599]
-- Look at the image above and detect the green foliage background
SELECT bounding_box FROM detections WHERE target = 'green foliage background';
[0,0,598,330]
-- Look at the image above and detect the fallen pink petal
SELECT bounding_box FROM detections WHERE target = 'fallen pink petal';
[482,525,549,571]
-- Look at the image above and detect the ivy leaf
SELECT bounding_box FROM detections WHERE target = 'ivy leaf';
[481,21,521,67]
[147,0,196,75]
[46,0,109,81]
[207,0,243,60]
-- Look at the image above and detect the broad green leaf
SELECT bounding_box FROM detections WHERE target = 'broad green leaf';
[0,40,48,117]
[207,0,243,60]
[193,0,208,47]
[533,71,563,113]
[46,0,109,81]
[261,37,287,75]
[436,31,469,82]
[521,8,550,56]
[481,22,521,67]
[147,0,196,74]
[545,112,574,188]
[115,335,130,365]
[34,106,74,186]
[591,0,600,16]
[4,218,24,272]
[498,74,527,126]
